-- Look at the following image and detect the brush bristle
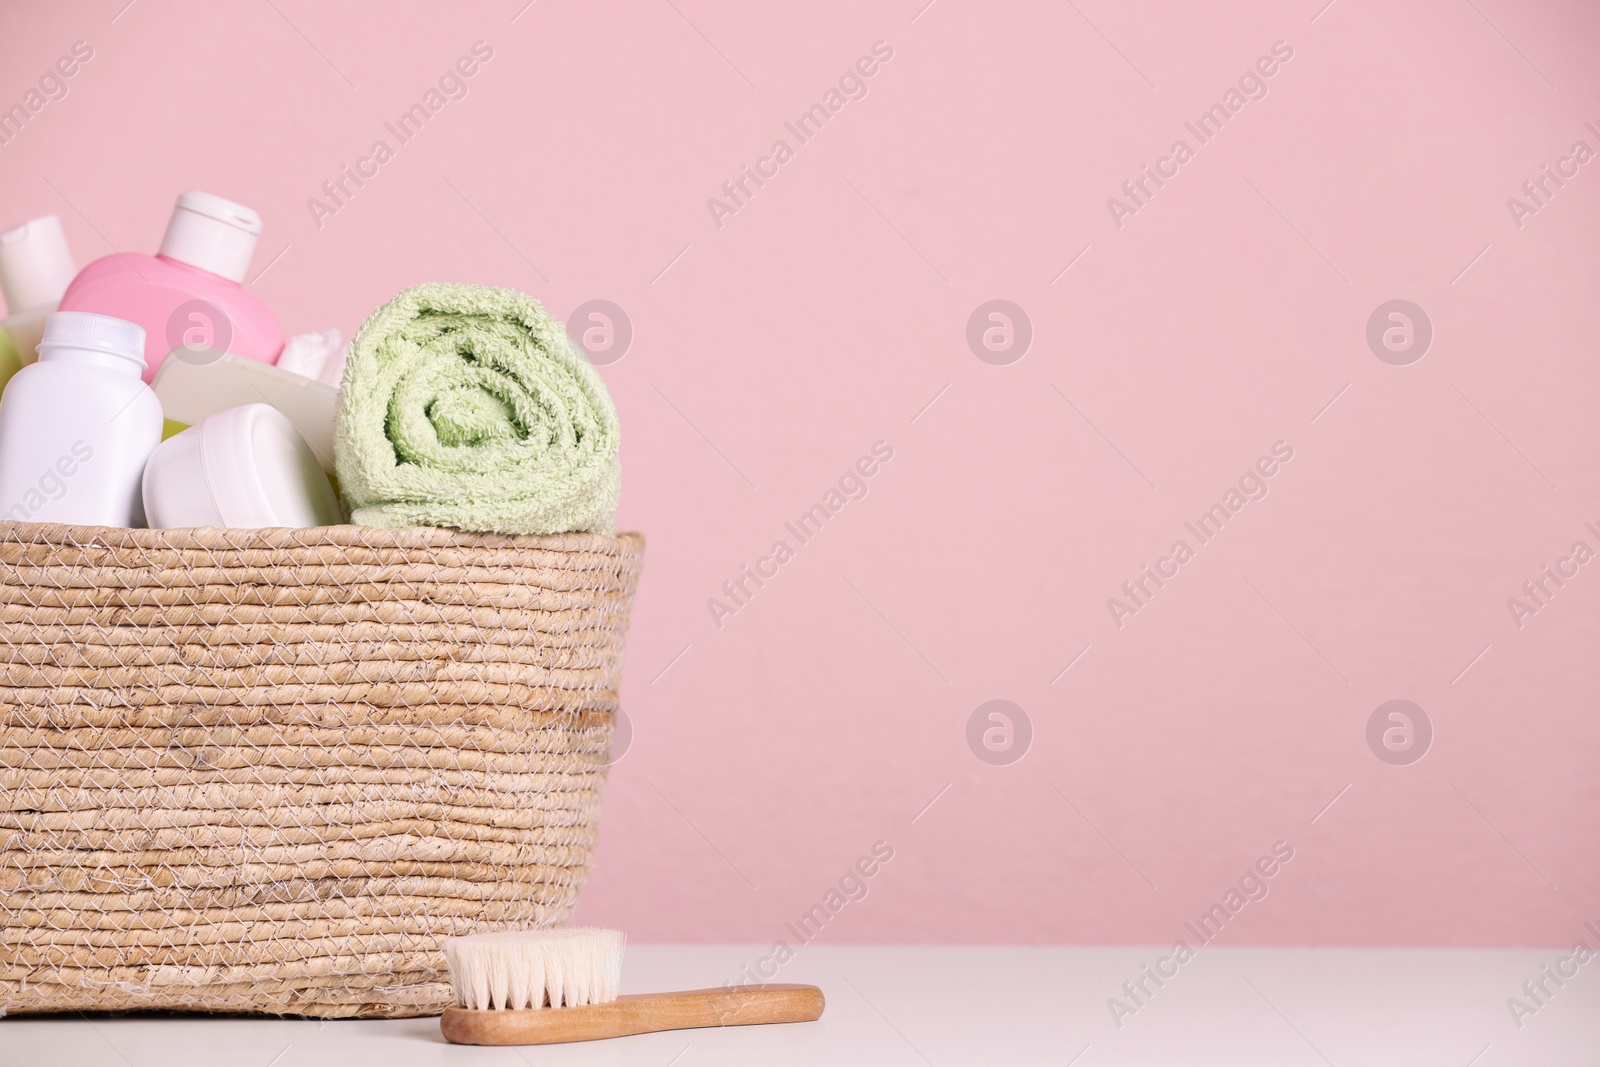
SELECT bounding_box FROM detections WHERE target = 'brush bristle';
[443,927,625,1010]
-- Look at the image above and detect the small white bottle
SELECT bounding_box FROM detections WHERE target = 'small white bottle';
[0,311,163,526]
[0,215,78,379]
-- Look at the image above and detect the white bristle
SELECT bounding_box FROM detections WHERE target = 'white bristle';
[444,928,625,1010]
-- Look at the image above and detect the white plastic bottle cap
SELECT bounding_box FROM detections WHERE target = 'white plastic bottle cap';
[38,310,148,370]
[157,190,262,284]
[0,214,76,315]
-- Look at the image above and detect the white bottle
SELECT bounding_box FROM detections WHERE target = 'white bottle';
[0,311,163,526]
[0,215,77,371]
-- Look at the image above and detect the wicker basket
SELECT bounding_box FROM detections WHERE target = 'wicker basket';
[0,522,643,1017]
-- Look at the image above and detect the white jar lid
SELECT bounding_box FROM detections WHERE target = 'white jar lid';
[0,214,76,315]
[201,403,340,527]
[158,190,262,284]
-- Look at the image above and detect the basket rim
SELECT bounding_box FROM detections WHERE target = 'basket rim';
[0,522,644,554]
[0,521,643,556]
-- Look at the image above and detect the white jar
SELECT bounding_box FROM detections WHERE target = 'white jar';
[142,403,342,529]
[0,311,163,526]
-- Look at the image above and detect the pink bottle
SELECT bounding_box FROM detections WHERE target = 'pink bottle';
[57,190,284,382]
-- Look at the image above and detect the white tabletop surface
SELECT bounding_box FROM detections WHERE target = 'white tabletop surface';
[3,945,1595,1066]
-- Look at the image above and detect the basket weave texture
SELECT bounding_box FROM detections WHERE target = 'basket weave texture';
[0,522,643,1018]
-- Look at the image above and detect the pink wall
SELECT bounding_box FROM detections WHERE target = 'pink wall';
[2,0,1596,947]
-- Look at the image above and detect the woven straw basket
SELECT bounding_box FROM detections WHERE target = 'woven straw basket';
[0,522,642,1018]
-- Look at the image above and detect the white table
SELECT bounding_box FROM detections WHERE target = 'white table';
[4,946,1595,1066]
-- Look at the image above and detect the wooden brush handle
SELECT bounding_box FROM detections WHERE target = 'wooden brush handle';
[440,983,824,1045]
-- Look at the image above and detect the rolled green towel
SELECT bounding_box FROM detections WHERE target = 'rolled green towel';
[335,283,620,535]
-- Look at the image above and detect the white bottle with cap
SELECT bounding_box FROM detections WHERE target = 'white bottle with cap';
[0,311,163,526]
[0,214,77,387]
[55,190,285,383]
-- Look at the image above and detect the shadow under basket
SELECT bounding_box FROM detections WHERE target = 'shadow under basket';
[0,522,643,1018]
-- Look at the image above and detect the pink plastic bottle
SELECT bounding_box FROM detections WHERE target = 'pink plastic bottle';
[57,191,284,382]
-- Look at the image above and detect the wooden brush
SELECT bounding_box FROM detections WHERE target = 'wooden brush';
[439,927,825,1046]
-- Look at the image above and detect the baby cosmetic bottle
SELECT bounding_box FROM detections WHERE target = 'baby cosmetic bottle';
[57,191,285,382]
[0,214,77,390]
[0,311,163,526]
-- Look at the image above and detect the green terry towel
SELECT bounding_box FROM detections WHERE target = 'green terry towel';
[335,283,620,535]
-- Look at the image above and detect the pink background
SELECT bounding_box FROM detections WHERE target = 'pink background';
[2,0,1596,947]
